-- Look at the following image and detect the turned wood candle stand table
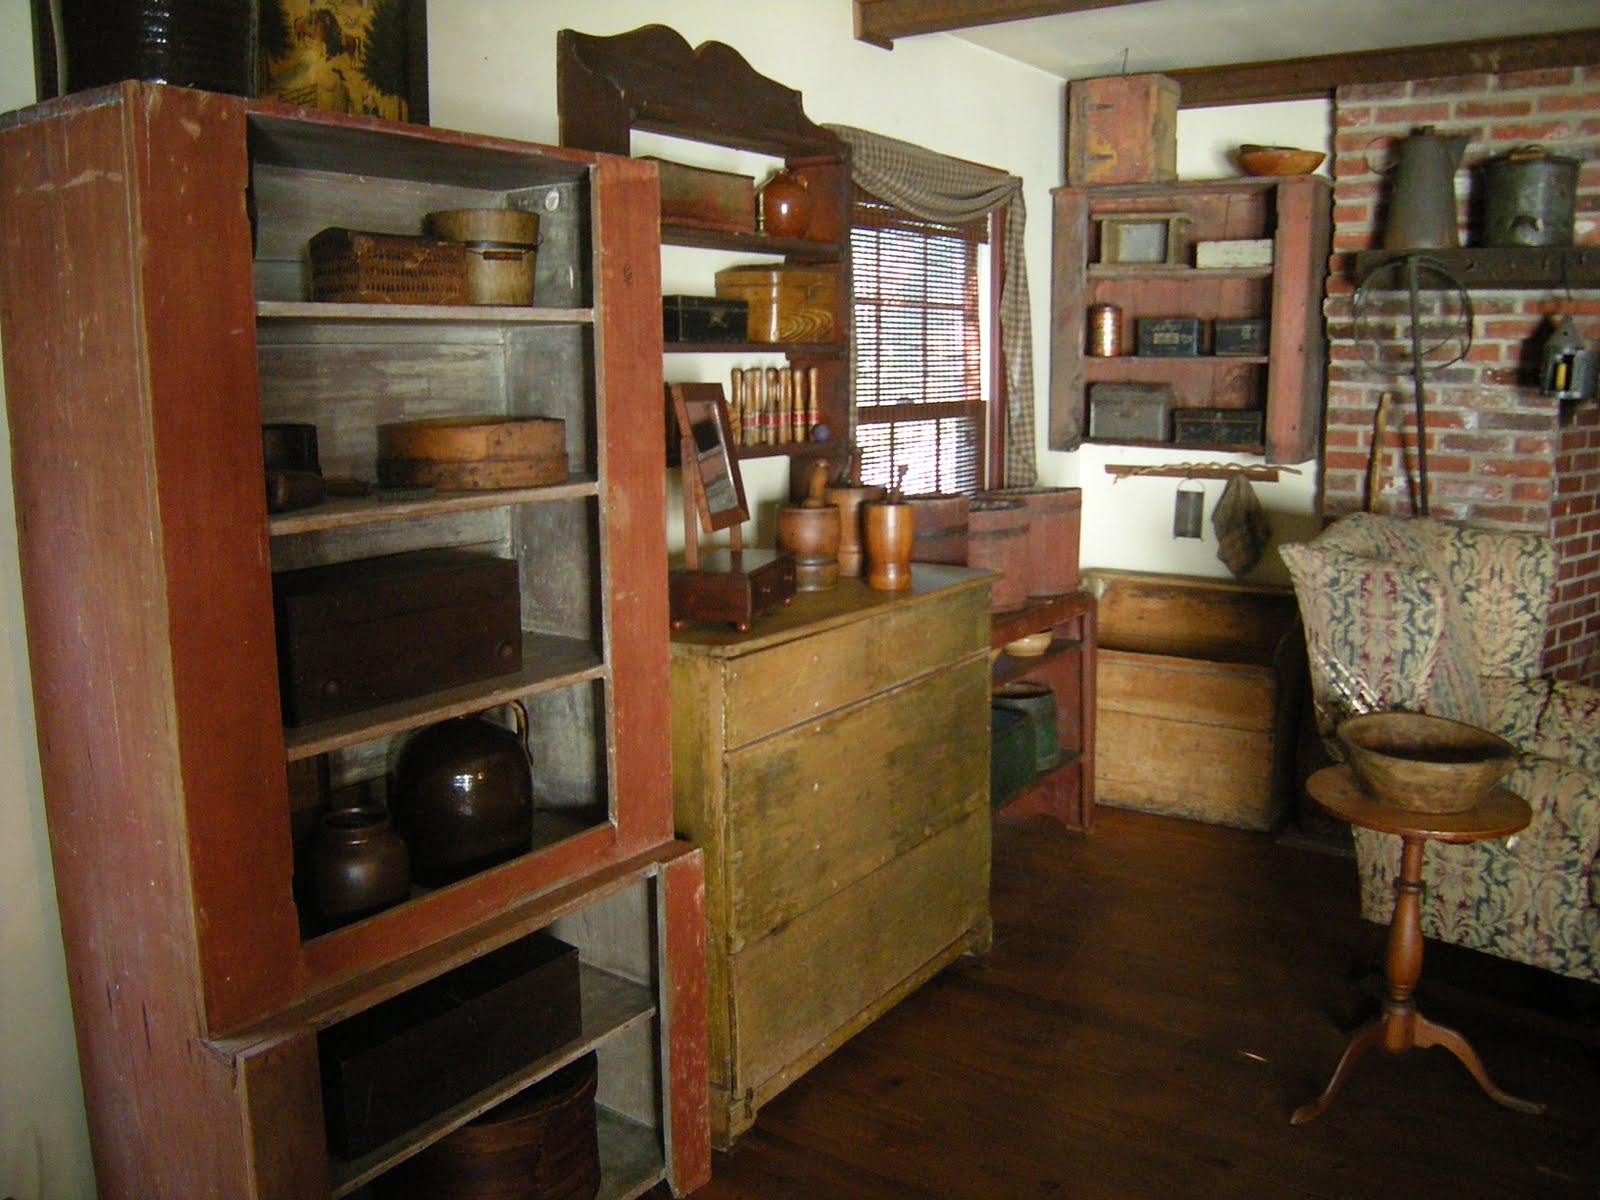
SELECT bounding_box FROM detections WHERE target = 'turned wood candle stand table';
[1292,765,1546,1125]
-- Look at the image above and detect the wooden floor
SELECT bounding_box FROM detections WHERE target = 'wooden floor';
[658,806,1599,1199]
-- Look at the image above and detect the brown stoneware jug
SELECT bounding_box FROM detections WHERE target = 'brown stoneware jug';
[312,805,411,927]
[760,168,813,238]
[390,703,535,885]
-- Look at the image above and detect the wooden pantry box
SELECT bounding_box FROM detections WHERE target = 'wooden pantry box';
[1085,569,1305,831]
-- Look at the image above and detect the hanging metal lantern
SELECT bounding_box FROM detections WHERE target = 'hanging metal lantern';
[1541,315,1600,401]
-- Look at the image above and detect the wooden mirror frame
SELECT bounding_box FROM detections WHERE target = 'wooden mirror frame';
[672,382,748,537]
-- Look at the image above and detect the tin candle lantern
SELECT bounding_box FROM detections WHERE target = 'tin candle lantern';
[1087,303,1124,357]
[1173,480,1205,539]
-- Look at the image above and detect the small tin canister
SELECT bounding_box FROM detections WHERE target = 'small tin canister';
[1087,303,1123,356]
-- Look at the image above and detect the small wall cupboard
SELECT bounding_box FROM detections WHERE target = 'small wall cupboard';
[0,82,707,1197]
[669,567,994,1147]
[557,23,853,463]
[1049,176,1332,463]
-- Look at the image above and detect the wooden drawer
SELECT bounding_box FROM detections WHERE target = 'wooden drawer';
[725,806,989,1110]
[722,658,989,949]
[719,583,989,747]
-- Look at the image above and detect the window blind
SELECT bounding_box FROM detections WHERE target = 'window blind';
[851,189,987,495]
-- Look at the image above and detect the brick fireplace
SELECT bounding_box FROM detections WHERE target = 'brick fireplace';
[1321,65,1600,685]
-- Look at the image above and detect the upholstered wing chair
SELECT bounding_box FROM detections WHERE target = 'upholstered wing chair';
[1281,513,1600,983]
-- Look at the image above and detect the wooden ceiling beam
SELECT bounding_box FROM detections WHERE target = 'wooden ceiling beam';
[1167,28,1600,107]
[854,0,1153,48]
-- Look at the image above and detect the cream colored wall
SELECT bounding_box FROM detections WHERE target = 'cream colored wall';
[0,2,1327,1192]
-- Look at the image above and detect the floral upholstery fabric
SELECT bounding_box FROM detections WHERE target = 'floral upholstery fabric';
[1283,513,1600,983]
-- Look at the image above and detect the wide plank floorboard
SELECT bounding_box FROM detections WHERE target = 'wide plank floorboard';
[658,807,1598,1198]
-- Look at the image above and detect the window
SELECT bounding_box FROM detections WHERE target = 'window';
[850,188,996,495]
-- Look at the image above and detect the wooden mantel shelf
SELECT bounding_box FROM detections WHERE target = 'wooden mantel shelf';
[1346,246,1600,290]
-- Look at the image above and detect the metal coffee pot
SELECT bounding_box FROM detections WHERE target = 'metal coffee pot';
[1383,126,1469,250]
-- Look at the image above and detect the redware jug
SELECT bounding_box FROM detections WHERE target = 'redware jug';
[760,169,813,238]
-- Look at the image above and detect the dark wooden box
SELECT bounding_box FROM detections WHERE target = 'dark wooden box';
[273,548,522,725]
[319,932,582,1159]
[645,157,757,232]
[664,295,750,343]
[1172,408,1266,446]
[670,548,797,632]
[1213,318,1268,357]
[1136,317,1205,357]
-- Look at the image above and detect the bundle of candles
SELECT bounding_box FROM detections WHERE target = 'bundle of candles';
[727,366,823,447]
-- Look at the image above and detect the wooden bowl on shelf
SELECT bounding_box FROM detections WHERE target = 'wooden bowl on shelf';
[1003,631,1054,657]
[1237,145,1326,176]
[1337,712,1516,813]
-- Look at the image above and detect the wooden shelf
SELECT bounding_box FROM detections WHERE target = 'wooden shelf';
[329,964,656,1196]
[1088,264,1274,281]
[257,300,595,325]
[267,477,600,536]
[989,589,1097,833]
[661,221,843,259]
[664,339,847,357]
[560,23,855,453]
[1085,355,1270,367]
[282,631,605,761]
[990,591,1094,648]
[1347,245,1600,289]
[1050,176,1331,464]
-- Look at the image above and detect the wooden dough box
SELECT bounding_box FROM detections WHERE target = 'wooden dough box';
[1086,569,1305,831]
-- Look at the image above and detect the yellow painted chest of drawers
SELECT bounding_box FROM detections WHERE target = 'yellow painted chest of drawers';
[669,566,993,1147]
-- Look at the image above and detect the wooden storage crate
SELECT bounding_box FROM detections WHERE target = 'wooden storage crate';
[1086,569,1304,831]
[1066,73,1178,186]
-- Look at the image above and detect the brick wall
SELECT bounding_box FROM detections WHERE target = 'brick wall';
[1324,65,1600,684]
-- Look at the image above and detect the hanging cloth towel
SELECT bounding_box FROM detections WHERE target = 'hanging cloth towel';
[1211,473,1270,577]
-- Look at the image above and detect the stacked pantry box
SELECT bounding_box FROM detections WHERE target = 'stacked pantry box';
[1086,570,1306,831]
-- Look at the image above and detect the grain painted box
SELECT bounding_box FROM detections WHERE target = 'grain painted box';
[1086,569,1305,832]
[273,548,522,725]
[715,263,839,343]
[1088,382,1175,442]
[645,157,757,232]
[663,295,750,343]
[319,932,581,1157]
[1066,73,1179,186]
[1172,408,1265,447]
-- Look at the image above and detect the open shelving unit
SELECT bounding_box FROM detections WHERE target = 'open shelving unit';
[558,23,855,462]
[1049,175,1332,464]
